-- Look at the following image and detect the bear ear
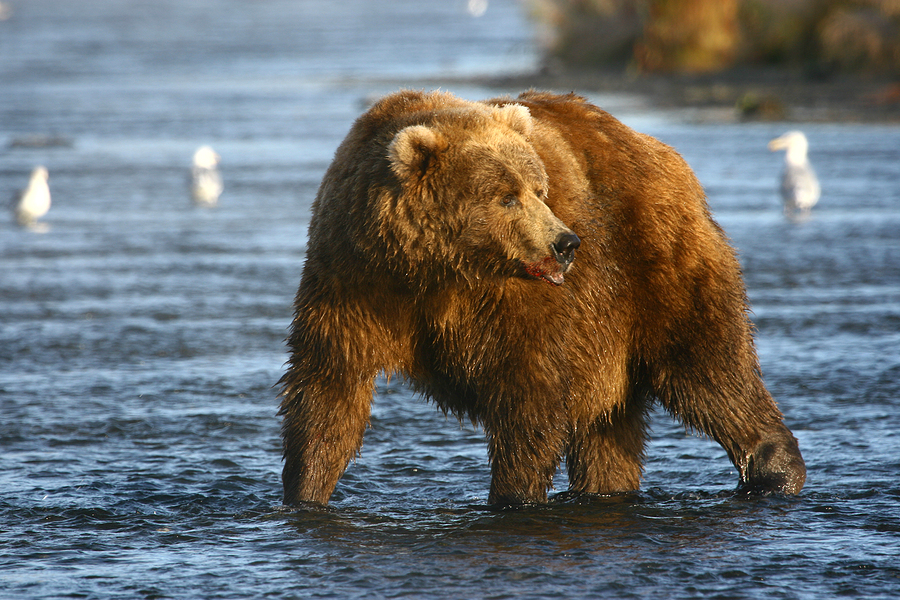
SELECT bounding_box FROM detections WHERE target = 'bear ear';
[492,104,533,138]
[388,125,448,181]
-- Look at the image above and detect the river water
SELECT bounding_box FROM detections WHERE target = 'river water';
[2,1,899,598]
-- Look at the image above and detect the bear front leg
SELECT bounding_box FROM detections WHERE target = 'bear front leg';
[279,376,375,506]
[279,269,395,506]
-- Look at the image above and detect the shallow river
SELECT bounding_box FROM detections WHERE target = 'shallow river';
[2,1,899,599]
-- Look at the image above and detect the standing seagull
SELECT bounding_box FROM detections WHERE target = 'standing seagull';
[769,131,820,221]
[13,166,51,231]
[190,145,223,206]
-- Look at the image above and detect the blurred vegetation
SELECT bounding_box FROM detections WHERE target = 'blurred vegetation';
[530,0,900,74]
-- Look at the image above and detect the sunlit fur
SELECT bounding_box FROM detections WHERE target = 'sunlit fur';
[279,90,805,507]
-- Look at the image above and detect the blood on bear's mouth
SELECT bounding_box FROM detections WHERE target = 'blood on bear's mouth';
[524,257,569,286]
[524,233,580,286]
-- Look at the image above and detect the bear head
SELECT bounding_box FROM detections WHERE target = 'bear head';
[383,102,580,286]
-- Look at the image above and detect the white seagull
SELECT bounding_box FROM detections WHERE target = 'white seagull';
[13,166,51,231]
[190,145,223,206]
[768,131,820,221]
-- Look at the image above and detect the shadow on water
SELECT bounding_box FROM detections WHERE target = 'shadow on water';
[262,491,862,599]
[273,488,804,542]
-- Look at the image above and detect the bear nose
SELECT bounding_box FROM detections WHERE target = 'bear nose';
[551,231,581,266]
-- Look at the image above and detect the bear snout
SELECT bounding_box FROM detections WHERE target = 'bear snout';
[551,231,581,267]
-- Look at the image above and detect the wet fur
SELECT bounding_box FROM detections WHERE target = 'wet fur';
[279,90,805,506]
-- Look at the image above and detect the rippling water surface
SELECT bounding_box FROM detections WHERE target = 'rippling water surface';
[2,1,899,598]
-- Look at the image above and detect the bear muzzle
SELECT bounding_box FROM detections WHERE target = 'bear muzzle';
[524,231,581,286]
[551,231,581,268]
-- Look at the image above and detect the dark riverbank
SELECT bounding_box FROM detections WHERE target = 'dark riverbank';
[483,66,900,122]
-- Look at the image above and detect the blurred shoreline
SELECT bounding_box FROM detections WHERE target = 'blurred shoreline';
[477,66,900,123]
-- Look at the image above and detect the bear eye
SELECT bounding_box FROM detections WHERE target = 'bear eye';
[500,194,519,207]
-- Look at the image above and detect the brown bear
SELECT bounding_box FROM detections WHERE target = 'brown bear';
[278,90,806,506]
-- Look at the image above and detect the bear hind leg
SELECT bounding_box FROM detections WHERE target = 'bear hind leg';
[565,396,649,496]
[651,355,806,495]
[485,418,569,506]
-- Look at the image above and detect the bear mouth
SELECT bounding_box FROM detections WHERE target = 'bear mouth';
[524,257,569,286]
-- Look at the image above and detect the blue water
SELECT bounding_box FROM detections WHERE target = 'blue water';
[2,1,899,598]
